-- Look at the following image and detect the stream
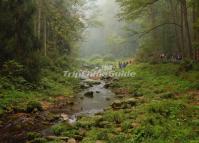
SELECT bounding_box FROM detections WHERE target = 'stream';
[72,80,115,114]
[0,79,116,143]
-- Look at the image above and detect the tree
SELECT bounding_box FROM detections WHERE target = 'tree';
[116,0,197,61]
[0,0,86,82]
[192,0,199,61]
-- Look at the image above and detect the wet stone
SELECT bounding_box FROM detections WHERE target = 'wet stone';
[84,91,94,98]
[67,138,77,143]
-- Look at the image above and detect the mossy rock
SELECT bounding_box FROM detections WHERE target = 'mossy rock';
[26,101,43,113]
[133,91,143,97]
[31,138,47,143]
[111,98,137,109]
[84,91,94,98]
[96,120,111,128]
[160,92,175,99]
[154,89,164,94]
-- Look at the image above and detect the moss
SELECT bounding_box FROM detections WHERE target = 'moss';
[51,123,72,136]
[0,69,80,115]
[45,63,199,143]
[159,92,175,99]
[32,138,47,143]
[121,120,132,132]
[26,101,43,113]
[27,132,41,140]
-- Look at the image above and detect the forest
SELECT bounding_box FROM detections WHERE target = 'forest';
[0,0,198,143]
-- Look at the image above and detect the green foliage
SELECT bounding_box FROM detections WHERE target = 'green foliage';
[109,133,127,143]
[31,138,47,143]
[103,111,125,124]
[179,60,194,72]
[51,123,74,136]
[0,0,41,82]
[159,92,175,99]
[23,53,42,83]
[0,0,85,83]
[121,120,132,132]
[26,101,43,113]
[51,123,66,136]
[1,60,24,77]
[27,132,42,140]
[39,63,198,143]
[77,116,100,129]
[96,130,109,140]
[116,0,197,61]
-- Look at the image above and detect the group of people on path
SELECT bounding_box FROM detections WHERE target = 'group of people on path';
[118,60,133,69]
[160,53,183,62]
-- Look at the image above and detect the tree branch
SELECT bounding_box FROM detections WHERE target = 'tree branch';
[121,0,160,20]
[138,22,182,38]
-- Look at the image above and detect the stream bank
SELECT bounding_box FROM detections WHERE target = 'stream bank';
[0,77,118,143]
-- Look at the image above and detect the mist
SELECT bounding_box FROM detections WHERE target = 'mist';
[79,0,138,60]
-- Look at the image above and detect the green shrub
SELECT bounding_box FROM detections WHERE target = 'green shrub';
[27,132,41,140]
[51,124,66,136]
[76,116,99,129]
[26,101,43,113]
[179,60,193,72]
[121,121,132,132]
[147,101,185,118]
[97,130,109,140]
[111,112,123,124]
[51,123,72,136]
[32,138,47,143]
[2,60,24,76]
[109,133,126,143]
[23,54,42,83]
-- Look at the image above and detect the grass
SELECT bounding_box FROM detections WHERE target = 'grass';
[35,63,199,143]
[0,69,80,115]
[1,62,198,143]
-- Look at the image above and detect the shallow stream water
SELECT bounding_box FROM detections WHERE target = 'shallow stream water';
[0,79,116,142]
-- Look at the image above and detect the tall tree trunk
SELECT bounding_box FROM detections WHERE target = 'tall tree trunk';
[180,3,186,57]
[38,5,41,39]
[180,2,185,57]
[193,1,197,60]
[193,0,199,61]
[44,16,47,56]
[150,6,157,40]
[34,16,37,37]
[180,0,193,59]
[169,0,181,54]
